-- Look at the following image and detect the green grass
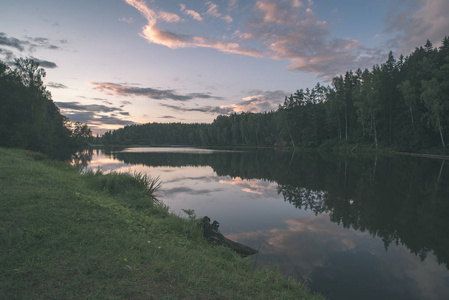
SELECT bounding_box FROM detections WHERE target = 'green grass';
[0,148,324,299]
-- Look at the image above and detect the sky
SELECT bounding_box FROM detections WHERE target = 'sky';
[1,0,448,134]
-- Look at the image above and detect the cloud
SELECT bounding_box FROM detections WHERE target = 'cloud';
[124,0,262,57]
[180,4,203,21]
[228,0,239,10]
[119,17,134,24]
[244,0,383,79]
[0,48,15,63]
[160,103,233,115]
[90,82,224,101]
[164,186,224,196]
[120,100,132,106]
[129,0,447,79]
[56,101,123,113]
[1,34,64,52]
[25,36,61,51]
[227,214,449,299]
[63,110,134,126]
[0,32,27,51]
[47,82,68,89]
[159,90,286,115]
[157,10,182,23]
[31,57,58,68]
[186,9,203,22]
[0,32,64,67]
[226,90,287,113]
[91,115,135,125]
[383,0,449,55]
[219,177,280,196]
[205,1,233,23]
[56,101,135,129]
[123,0,385,79]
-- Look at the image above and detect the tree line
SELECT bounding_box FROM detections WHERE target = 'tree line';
[103,37,449,152]
[0,58,92,159]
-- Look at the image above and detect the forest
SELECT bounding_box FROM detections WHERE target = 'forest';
[102,37,449,152]
[1,38,448,156]
[0,59,92,159]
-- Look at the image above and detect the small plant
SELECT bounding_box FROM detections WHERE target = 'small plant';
[299,271,313,291]
[132,171,161,197]
[182,209,196,221]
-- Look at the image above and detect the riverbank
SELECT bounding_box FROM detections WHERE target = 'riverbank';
[0,148,324,299]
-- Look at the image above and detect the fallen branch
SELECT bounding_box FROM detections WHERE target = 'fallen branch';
[199,216,259,257]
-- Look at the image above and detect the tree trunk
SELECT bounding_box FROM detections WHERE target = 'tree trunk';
[345,105,348,140]
[438,121,446,148]
[199,217,259,257]
[337,115,342,139]
[287,124,295,148]
[438,160,445,182]
[409,106,414,126]
[373,120,378,149]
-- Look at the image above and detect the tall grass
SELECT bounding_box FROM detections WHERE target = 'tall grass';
[85,169,161,196]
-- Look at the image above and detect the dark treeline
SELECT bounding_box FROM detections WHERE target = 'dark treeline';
[0,59,92,159]
[103,38,449,152]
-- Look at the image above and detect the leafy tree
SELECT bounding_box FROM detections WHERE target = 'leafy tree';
[421,78,447,148]
[0,58,73,158]
[354,68,382,148]
[397,80,418,126]
[72,122,93,147]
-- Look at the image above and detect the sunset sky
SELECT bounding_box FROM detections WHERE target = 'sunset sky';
[1,0,448,134]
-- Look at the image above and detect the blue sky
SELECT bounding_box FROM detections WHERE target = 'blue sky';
[1,0,448,134]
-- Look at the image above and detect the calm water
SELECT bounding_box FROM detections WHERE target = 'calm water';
[78,147,449,300]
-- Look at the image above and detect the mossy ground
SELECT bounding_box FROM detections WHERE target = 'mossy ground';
[0,148,324,299]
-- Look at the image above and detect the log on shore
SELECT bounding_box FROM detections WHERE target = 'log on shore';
[199,216,259,257]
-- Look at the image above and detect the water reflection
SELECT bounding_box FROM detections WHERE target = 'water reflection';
[228,215,449,300]
[83,147,449,299]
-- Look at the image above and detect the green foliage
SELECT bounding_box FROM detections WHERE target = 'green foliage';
[0,58,73,158]
[72,122,93,147]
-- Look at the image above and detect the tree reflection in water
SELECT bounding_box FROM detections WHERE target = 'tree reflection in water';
[87,148,449,299]
[106,148,449,270]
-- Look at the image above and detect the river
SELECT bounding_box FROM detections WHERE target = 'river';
[76,147,449,300]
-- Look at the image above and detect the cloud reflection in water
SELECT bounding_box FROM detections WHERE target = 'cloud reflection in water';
[227,215,449,300]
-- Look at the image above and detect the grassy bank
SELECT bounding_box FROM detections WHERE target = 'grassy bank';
[0,148,323,299]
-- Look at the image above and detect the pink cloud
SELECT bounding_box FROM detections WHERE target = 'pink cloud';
[118,17,134,24]
[220,90,288,114]
[125,0,260,56]
[124,0,385,79]
[243,0,376,78]
[185,9,203,21]
[205,1,233,23]
[180,3,203,21]
[157,11,181,23]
